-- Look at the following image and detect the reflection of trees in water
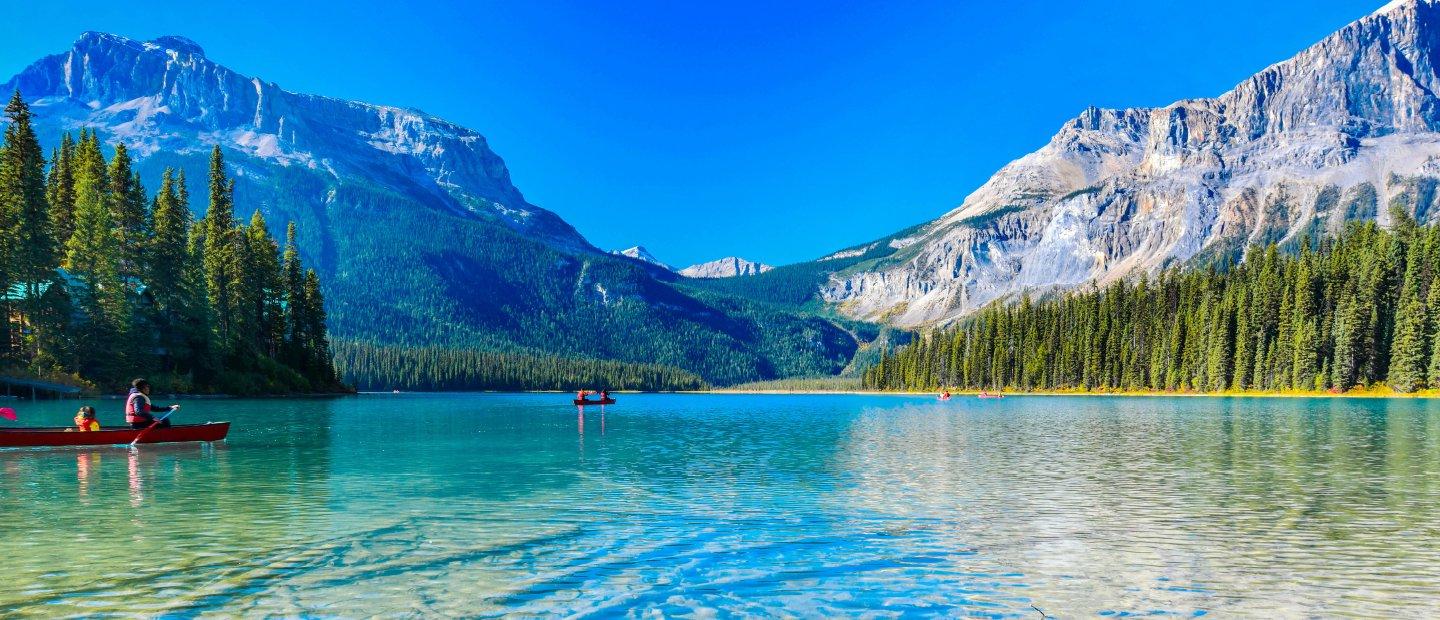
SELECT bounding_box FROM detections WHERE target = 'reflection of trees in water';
[0,398,339,615]
[832,398,1440,615]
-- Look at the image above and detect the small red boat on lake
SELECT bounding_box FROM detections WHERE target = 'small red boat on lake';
[0,422,230,448]
[574,398,616,406]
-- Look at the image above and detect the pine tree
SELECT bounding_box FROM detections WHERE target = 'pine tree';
[45,132,76,248]
[1332,290,1362,390]
[64,130,128,381]
[282,221,305,365]
[1388,241,1428,392]
[0,91,56,359]
[1428,277,1440,390]
[202,146,237,346]
[243,210,284,356]
[107,143,149,283]
[147,169,193,369]
[301,268,334,382]
[1231,287,1254,390]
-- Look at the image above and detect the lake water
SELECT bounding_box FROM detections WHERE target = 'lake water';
[2,394,1439,616]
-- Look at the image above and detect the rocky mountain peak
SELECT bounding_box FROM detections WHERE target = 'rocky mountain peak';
[612,246,672,270]
[3,31,588,249]
[679,257,773,279]
[824,0,1440,327]
[149,35,205,56]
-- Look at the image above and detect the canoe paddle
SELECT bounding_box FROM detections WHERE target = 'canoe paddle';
[129,406,179,448]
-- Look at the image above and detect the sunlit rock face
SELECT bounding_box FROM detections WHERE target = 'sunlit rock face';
[679,257,772,278]
[825,0,1440,327]
[2,31,587,249]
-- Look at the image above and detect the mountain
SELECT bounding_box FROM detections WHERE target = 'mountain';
[2,32,865,385]
[679,257,773,278]
[612,246,672,270]
[820,0,1440,327]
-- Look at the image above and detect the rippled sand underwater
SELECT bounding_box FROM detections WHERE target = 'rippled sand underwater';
[3,393,1439,616]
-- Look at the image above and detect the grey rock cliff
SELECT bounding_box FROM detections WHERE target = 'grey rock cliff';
[824,0,1440,326]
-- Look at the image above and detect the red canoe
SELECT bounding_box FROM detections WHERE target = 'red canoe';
[0,422,230,448]
[574,398,616,406]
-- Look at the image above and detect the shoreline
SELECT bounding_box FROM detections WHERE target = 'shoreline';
[358,388,1440,399]
[705,389,1440,399]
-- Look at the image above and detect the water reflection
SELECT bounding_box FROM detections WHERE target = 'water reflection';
[0,397,338,616]
[834,397,1440,615]
[2,394,1437,616]
[76,451,98,498]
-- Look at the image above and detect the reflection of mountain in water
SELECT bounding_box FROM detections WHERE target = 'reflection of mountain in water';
[832,398,1440,615]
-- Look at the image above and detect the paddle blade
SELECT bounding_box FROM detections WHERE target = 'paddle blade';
[0,407,15,421]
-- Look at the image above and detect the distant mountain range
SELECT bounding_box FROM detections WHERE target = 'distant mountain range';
[1,32,866,385]
[817,0,1440,326]
[679,257,773,279]
[11,0,1426,383]
[611,246,772,279]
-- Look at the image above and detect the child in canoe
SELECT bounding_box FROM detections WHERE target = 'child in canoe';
[74,406,99,431]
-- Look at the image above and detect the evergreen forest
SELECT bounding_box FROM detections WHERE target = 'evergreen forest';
[865,215,1440,394]
[0,93,342,394]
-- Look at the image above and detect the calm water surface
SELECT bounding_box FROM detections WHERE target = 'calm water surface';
[2,394,1440,617]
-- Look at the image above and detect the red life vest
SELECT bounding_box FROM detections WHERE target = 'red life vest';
[75,414,98,431]
[125,392,152,424]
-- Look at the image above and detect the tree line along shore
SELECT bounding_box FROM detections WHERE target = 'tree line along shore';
[866,214,1440,396]
[0,94,343,395]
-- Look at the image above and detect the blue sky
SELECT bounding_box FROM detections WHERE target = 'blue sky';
[0,0,1379,266]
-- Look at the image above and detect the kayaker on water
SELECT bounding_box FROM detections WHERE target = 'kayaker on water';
[74,406,99,431]
[125,379,179,429]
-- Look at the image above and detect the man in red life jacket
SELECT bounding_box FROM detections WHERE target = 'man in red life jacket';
[125,378,179,429]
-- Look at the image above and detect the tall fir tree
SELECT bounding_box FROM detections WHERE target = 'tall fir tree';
[202,146,238,347]
[243,210,284,356]
[45,132,76,248]
[0,92,57,359]
[106,143,149,283]
[63,130,128,381]
[1428,277,1440,390]
[301,268,334,383]
[282,221,305,365]
[1388,239,1429,392]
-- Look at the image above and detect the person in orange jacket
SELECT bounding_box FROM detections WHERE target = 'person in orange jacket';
[74,406,99,432]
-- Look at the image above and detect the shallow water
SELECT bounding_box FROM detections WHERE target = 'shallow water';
[2,393,1439,616]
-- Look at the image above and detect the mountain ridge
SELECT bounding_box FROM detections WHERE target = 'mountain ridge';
[679,257,773,279]
[1,31,867,385]
[821,0,1440,326]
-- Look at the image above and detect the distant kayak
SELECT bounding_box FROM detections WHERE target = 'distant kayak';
[0,422,230,448]
[574,398,616,406]
[978,392,1004,399]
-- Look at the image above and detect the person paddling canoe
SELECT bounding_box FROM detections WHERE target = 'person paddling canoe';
[125,379,179,429]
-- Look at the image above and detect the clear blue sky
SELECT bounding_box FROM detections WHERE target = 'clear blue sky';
[0,0,1379,266]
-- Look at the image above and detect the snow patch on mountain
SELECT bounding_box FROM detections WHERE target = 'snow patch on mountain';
[612,246,672,270]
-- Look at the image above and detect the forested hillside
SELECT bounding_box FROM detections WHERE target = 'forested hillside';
[0,94,342,394]
[334,341,706,392]
[866,213,1440,394]
[1,32,876,389]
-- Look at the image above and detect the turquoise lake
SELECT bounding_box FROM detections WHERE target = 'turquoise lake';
[2,393,1440,616]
